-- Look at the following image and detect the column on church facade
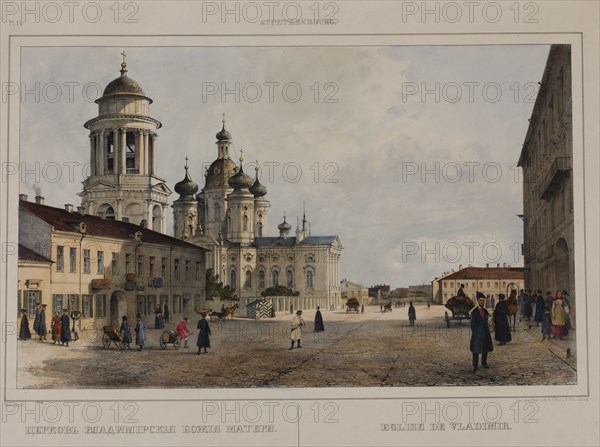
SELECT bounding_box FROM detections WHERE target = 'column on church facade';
[116,198,123,221]
[89,133,96,176]
[120,128,127,174]
[150,134,157,175]
[97,131,105,175]
[146,200,153,228]
[142,131,150,175]
[134,130,141,173]
[112,128,119,174]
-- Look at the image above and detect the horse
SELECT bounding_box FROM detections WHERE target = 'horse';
[506,289,519,332]
[225,303,239,320]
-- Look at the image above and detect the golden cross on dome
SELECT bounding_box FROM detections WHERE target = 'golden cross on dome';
[239,148,244,162]
[184,156,189,169]
[222,113,226,125]
[121,51,127,64]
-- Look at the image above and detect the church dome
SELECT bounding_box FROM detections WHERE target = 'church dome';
[278,214,292,232]
[216,123,232,141]
[228,160,254,191]
[205,158,237,189]
[97,62,151,103]
[249,163,267,197]
[174,161,198,199]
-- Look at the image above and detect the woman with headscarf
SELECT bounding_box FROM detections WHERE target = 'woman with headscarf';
[493,294,512,345]
[314,307,325,332]
[19,309,31,340]
[51,311,62,344]
[551,290,569,340]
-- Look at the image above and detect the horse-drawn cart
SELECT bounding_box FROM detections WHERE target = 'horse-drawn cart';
[444,296,475,327]
[346,298,360,313]
[102,325,125,349]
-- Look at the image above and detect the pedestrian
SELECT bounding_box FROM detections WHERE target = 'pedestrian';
[120,316,132,349]
[176,317,192,348]
[289,310,305,349]
[517,289,525,318]
[70,310,81,341]
[33,303,41,340]
[490,295,495,309]
[561,290,572,330]
[155,306,165,329]
[175,317,192,348]
[541,306,552,340]
[427,301,431,310]
[470,296,493,374]
[37,304,48,341]
[457,284,466,297]
[493,294,512,345]
[314,306,325,332]
[485,294,491,309]
[523,291,532,321]
[408,302,416,326]
[51,311,61,344]
[135,313,147,351]
[163,300,170,324]
[545,291,554,309]
[60,309,71,347]
[361,304,364,313]
[551,290,568,340]
[19,309,32,340]
[534,292,545,326]
[196,313,211,354]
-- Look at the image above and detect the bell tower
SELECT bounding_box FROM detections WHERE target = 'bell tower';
[79,53,171,232]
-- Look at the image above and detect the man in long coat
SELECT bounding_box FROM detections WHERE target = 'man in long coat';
[534,291,545,326]
[470,296,493,374]
[37,304,48,341]
[314,307,324,332]
[60,309,71,347]
[163,301,170,324]
[289,310,305,349]
[196,313,211,354]
[135,313,147,351]
[33,303,41,340]
[493,294,512,345]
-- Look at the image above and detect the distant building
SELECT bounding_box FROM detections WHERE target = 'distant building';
[517,44,574,324]
[368,284,390,300]
[432,265,525,304]
[19,197,207,327]
[340,279,369,303]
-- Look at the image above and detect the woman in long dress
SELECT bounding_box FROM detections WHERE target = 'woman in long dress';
[19,309,31,340]
[493,294,512,345]
[551,290,569,339]
[314,307,325,332]
[51,312,62,344]
[135,314,147,351]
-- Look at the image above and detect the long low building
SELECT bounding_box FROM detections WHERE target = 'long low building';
[18,197,208,332]
[432,265,525,304]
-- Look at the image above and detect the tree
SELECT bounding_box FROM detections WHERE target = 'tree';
[205,269,239,301]
[261,285,300,297]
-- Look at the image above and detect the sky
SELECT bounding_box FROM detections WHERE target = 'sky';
[18,45,551,288]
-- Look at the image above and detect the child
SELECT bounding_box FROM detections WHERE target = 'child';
[541,305,552,341]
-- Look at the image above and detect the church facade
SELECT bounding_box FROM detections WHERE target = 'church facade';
[173,119,343,312]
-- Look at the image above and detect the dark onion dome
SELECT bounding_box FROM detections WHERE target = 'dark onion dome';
[98,62,151,103]
[249,163,267,198]
[228,156,254,191]
[174,160,198,199]
[216,119,232,141]
[278,214,292,232]
[205,157,237,189]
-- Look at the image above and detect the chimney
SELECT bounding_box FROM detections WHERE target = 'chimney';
[65,204,74,213]
[497,263,500,268]
[459,264,463,270]
[486,263,489,268]
[140,219,148,229]
[77,206,85,214]
[19,194,28,201]
[35,195,45,205]
[503,263,506,267]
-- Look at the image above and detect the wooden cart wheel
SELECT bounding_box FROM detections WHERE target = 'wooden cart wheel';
[102,333,111,349]
[160,336,167,350]
[174,338,180,350]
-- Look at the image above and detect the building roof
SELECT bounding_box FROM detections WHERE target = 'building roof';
[20,200,207,252]
[341,279,367,288]
[18,244,53,263]
[253,236,340,248]
[441,267,524,281]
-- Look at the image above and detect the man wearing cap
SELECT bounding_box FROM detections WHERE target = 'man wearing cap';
[135,313,147,351]
[289,310,305,349]
[470,296,493,374]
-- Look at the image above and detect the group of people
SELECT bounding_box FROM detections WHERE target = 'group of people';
[18,303,81,347]
[470,288,573,374]
[119,312,211,354]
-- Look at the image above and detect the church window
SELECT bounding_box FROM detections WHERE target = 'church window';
[272,270,279,287]
[258,222,263,237]
[185,260,191,279]
[258,270,265,289]
[107,134,114,173]
[174,259,180,279]
[230,270,236,290]
[149,257,155,277]
[306,270,313,289]
[112,252,118,275]
[243,215,248,231]
[287,270,294,288]
[245,270,252,289]
[83,249,90,274]
[125,132,137,172]
[69,248,77,273]
[56,246,64,272]
[137,256,144,276]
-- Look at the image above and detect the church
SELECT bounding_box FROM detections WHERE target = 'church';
[79,57,343,314]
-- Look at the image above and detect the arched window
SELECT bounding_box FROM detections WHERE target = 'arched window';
[272,270,279,287]
[214,203,221,222]
[306,270,313,289]
[258,270,265,289]
[229,270,236,290]
[245,270,252,289]
[243,215,248,231]
[257,222,263,237]
[287,270,294,288]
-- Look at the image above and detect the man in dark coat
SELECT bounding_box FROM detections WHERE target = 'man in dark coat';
[314,306,325,332]
[60,309,71,347]
[493,294,512,345]
[36,304,48,341]
[163,301,170,324]
[197,313,212,355]
[470,297,493,374]
[534,291,545,326]
[408,302,416,326]
[33,303,41,340]
[457,284,466,297]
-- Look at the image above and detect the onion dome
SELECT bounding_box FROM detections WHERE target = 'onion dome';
[278,213,292,232]
[174,158,198,199]
[249,162,267,198]
[99,56,150,103]
[227,153,254,191]
[216,114,232,141]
